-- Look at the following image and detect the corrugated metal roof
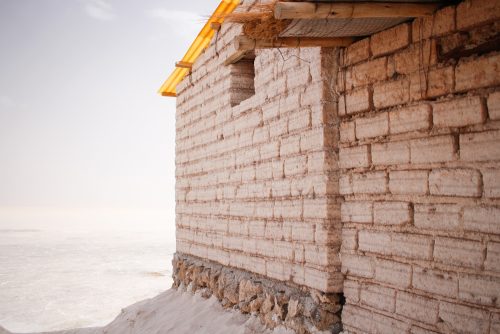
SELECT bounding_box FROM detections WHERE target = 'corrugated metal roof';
[158,0,240,97]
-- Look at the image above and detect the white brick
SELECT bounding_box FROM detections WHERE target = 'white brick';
[439,302,490,334]
[413,267,458,298]
[434,237,484,269]
[375,259,412,288]
[433,96,486,128]
[374,202,412,225]
[389,104,431,134]
[341,254,374,278]
[372,141,410,165]
[355,112,389,139]
[360,284,396,312]
[429,169,482,197]
[389,170,428,195]
[463,206,500,234]
[414,203,461,231]
[352,171,387,194]
[341,201,373,223]
[396,292,439,325]
[410,135,457,164]
[339,145,370,169]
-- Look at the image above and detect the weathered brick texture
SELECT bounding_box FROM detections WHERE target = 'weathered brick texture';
[174,0,500,332]
[338,1,500,332]
[176,22,343,294]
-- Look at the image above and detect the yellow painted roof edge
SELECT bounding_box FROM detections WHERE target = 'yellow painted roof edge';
[158,0,240,97]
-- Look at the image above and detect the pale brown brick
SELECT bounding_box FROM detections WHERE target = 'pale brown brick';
[459,273,500,307]
[414,203,461,231]
[341,253,375,278]
[358,230,392,255]
[372,141,410,165]
[389,104,431,134]
[341,201,373,224]
[373,312,411,334]
[344,38,370,66]
[339,174,353,195]
[396,291,439,324]
[355,112,389,139]
[260,141,280,160]
[410,66,454,100]
[389,170,428,195]
[456,0,500,30]
[346,57,387,89]
[343,279,361,303]
[284,155,307,176]
[439,302,490,334]
[303,198,338,219]
[460,130,500,162]
[429,168,482,197]
[374,202,412,226]
[375,258,412,289]
[360,284,396,312]
[371,23,411,57]
[394,40,437,75]
[434,236,484,269]
[352,171,388,194]
[339,145,370,169]
[338,87,371,116]
[433,96,486,128]
[280,134,300,157]
[412,5,456,42]
[485,242,500,272]
[392,234,434,260]
[483,168,500,198]
[487,91,500,120]
[455,53,500,92]
[463,206,500,234]
[340,121,355,143]
[342,305,373,333]
[410,135,457,164]
[413,267,458,298]
[341,229,358,251]
[373,78,410,109]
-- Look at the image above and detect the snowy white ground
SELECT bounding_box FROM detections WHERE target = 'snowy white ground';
[0,289,297,334]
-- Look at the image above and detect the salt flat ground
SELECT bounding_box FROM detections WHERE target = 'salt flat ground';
[0,208,175,333]
[1,288,299,334]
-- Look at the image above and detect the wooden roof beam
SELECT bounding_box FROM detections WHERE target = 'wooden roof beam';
[236,36,353,50]
[175,61,193,69]
[225,36,353,65]
[274,2,441,20]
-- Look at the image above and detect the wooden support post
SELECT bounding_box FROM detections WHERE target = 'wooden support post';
[274,1,441,20]
[175,61,193,69]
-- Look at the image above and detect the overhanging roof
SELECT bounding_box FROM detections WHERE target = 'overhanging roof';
[158,0,240,97]
[159,0,442,97]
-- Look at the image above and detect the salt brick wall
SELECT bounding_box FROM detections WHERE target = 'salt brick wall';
[338,0,500,333]
[174,19,343,291]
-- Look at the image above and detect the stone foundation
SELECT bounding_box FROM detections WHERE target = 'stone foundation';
[172,253,343,334]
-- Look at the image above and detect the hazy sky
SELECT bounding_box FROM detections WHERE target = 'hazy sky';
[0,0,218,211]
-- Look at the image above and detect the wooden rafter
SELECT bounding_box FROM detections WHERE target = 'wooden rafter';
[175,61,193,69]
[225,36,354,65]
[274,2,441,20]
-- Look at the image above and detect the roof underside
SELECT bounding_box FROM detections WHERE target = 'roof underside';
[159,0,443,97]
